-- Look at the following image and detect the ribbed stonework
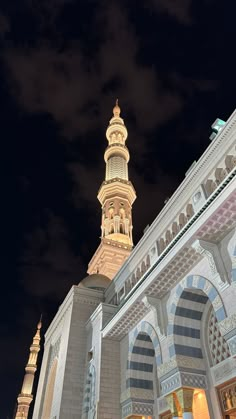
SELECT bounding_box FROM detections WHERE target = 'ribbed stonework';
[88,100,136,279]
[15,319,42,419]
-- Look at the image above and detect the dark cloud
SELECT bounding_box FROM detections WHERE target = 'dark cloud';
[0,12,10,37]
[5,46,100,138]
[151,0,192,24]
[169,73,218,95]
[20,213,85,298]
[28,0,75,23]
[69,162,103,208]
[4,1,184,139]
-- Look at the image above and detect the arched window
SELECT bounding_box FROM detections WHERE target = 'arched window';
[126,329,160,417]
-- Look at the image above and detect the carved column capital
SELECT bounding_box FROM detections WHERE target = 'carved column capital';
[176,388,194,413]
[142,295,167,337]
[165,392,181,417]
[192,239,230,284]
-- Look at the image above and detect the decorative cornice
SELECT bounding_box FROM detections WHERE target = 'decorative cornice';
[158,355,205,379]
[97,178,136,205]
[211,356,236,385]
[161,371,207,395]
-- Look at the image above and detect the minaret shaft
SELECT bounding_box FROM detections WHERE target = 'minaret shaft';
[15,320,42,419]
[88,100,136,279]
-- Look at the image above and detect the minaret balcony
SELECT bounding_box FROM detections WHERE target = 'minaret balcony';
[106,122,127,142]
[17,394,33,403]
[104,144,130,162]
[105,232,132,246]
[98,178,136,205]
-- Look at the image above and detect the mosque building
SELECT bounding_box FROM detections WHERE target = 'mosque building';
[16,102,236,419]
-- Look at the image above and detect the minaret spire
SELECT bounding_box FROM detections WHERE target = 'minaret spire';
[113,98,120,117]
[15,318,42,419]
[87,100,136,279]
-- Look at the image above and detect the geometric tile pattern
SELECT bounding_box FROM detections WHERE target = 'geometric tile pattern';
[208,307,231,366]
[122,399,153,418]
[161,371,207,395]
[161,371,181,394]
[180,372,207,388]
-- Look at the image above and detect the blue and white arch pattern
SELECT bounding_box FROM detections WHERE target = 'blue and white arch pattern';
[168,275,227,359]
[128,321,162,366]
[126,321,161,395]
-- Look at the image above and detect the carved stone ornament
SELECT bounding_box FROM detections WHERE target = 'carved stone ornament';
[158,358,178,378]
[142,295,167,337]
[191,239,231,284]
[157,396,169,413]
[176,388,194,413]
[165,392,180,416]
[219,313,236,336]
[212,357,236,384]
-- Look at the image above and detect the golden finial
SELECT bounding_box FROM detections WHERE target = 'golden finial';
[37,314,42,330]
[113,98,121,117]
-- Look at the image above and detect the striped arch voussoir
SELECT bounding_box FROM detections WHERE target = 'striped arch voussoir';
[171,275,226,322]
[167,275,227,359]
[128,321,162,366]
[169,275,226,324]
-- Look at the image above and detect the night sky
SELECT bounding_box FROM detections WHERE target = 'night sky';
[1,0,236,417]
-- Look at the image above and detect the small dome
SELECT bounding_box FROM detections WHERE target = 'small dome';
[79,273,111,290]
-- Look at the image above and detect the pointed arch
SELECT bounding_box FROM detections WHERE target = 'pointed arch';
[167,275,227,360]
[124,322,161,417]
[128,321,162,366]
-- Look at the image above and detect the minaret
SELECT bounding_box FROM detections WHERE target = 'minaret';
[88,100,136,279]
[15,318,42,419]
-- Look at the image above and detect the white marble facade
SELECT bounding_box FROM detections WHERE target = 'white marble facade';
[33,110,236,419]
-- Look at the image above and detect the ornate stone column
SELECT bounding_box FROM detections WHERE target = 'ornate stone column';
[175,388,194,419]
[165,393,182,418]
